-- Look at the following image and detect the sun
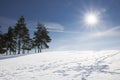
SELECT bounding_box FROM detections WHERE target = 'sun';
[85,14,98,25]
[84,13,99,26]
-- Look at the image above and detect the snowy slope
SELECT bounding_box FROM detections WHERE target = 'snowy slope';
[0,50,120,80]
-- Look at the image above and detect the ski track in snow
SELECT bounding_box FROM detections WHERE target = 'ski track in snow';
[0,50,120,80]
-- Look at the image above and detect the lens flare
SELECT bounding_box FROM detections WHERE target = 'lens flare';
[85,13,98,25]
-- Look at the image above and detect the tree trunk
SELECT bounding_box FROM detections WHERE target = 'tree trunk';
[27,50,29,54]
[10,50,11,55]
[15,51,16,55]
[38,46,39,53]
[40,45,42,53]
[35,47,36,53]
[18,38,21,54]
[22,49,25,54]
[6,50,8,55]
[40,47,41,53]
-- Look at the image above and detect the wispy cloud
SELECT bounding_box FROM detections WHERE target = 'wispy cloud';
[0,16,65,33]
[51,26,120,51]
[92,26,120,37]
[27,21,65,33]
[79,26,120,41]
[45,22,64,32]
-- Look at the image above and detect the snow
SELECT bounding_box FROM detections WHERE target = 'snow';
[0,50,120,80]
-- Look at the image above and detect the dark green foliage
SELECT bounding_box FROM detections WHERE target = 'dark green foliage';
[0,16,51,55]
[5,26,16,55]
[0,26,6,54]
[14,16,30,54]
[34,23,51,53]
[0,33,6,54]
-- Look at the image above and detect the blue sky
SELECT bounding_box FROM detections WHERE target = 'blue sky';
[0,0,120,51]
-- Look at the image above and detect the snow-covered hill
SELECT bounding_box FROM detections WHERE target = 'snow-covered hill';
[0,50,120,80]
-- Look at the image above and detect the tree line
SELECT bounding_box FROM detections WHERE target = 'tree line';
[0,16,51,55]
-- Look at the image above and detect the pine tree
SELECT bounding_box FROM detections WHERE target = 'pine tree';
[5,26,16,55]
[14,16,30,54]
[34,23,51,53]
[0,26,6,54]
[0,33,6,54]
[22,34,32,54]
[23,38,33,54]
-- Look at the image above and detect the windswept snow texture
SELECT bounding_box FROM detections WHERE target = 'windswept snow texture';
[0,50,120,80]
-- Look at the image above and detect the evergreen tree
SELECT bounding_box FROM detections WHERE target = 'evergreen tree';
[34,23,51,53]
[0,26,6,54]
[0,17,52,55]
[5,26,16,55]
[0,33,6,54]
[14,16,30,54]
[23,38,33,54]
[22,34,32,54]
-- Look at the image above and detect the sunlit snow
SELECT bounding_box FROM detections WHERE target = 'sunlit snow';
[0,50,120,80]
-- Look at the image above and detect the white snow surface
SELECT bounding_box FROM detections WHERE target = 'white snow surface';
[0,50,120,80]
